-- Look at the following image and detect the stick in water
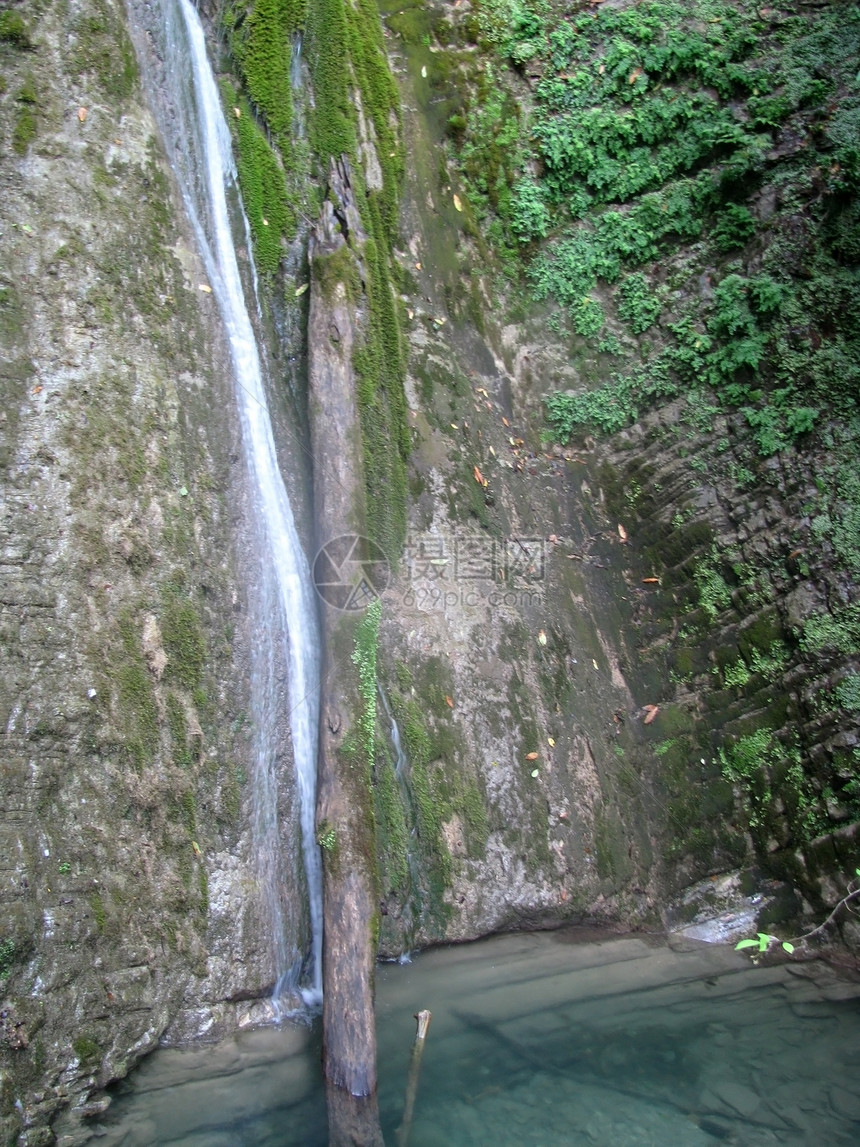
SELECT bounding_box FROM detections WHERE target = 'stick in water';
[396,1010,432,1147]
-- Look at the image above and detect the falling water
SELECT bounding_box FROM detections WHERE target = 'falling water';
[140,0,324,1005]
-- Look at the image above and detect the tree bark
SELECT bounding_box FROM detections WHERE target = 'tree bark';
[308,157,383,1147]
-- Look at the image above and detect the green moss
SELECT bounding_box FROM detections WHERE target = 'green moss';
[0,10,31,48]
[311,241,362,303]
[461,779,488,859]
[197,865,209,916]
[72,1036,100,1064]
[12,104,36,155]
[0,938,15,980]
[70,0,138,101]
[162,595,206,691]
[373,753,409,891]
[306,0,356,161]
[221,83,294,274]
[89,893,106,935]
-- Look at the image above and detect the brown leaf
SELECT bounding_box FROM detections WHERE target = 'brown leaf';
[77,107,88,122]
[473,465,485,486]
[642,577,659,584]
[445,695,454,708]
[629,67,643,84]
[643,705,659,725]
[502,416,510,427]
[525,751,539,761]
[618,523,628,542]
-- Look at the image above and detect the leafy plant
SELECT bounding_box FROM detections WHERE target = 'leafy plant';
[617,272,661,334]
[736,870,860,959]
[736,931,795,956]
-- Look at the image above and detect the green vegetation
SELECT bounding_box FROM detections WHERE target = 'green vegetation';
[226,85,295,275]
[89,892,106,935]
[72,1036,100,1064]
[449,2,860,460]
[221,0,409,558]
[0,9,31,48]
[70,0,138,100]
[351,599,381,766]
[161,591,206,692]
[0,937,14,980]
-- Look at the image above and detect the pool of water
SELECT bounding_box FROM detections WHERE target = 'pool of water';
[98,929,860,1145]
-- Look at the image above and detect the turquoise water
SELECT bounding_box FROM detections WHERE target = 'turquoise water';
[99,929,860,1145]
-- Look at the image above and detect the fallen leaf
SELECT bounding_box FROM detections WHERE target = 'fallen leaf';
[445,695,454,708]
[502,416,510,427]
[629,67,643,84]
[32,385,42,394]
[560,889,569,901]
[788,549,802,559]
[618,523,628,542]
[198,283,212,293]
[234,107,241,118]
[415,261,422,270]
[407,308,414,319]
[531,768,540,778]
[642,576,659,584]
[592,659,599,670]
[538,630,547,645]
[191,841,202,856]
[295,283,308,296]
[643,704,659,725]
[474,465,485,485]
[262,218,269,226]
[421,64,427,78]
[489,446,496,457]
[450,423,459,430]
[547,737,555,747]
[453,193,463,212]
[526,751,539,761]
[77,107,87,122]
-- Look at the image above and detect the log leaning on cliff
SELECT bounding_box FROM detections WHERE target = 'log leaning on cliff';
[307,157,384,1147]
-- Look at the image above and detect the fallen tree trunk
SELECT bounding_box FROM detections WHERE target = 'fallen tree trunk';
[308,156,384,1147]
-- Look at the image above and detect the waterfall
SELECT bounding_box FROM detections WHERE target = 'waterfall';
[144,0,324,1006]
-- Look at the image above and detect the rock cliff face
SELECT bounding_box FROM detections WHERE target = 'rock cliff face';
[1,2,309,1141]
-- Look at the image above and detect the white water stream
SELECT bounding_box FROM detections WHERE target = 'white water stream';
[151,0,323,1005]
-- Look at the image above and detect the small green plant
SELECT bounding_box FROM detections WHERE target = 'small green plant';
[58,861,71,875]
[735,932,795,956]
[617,272,661,334]
[316,819,337,852]
[736,870,860,959]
